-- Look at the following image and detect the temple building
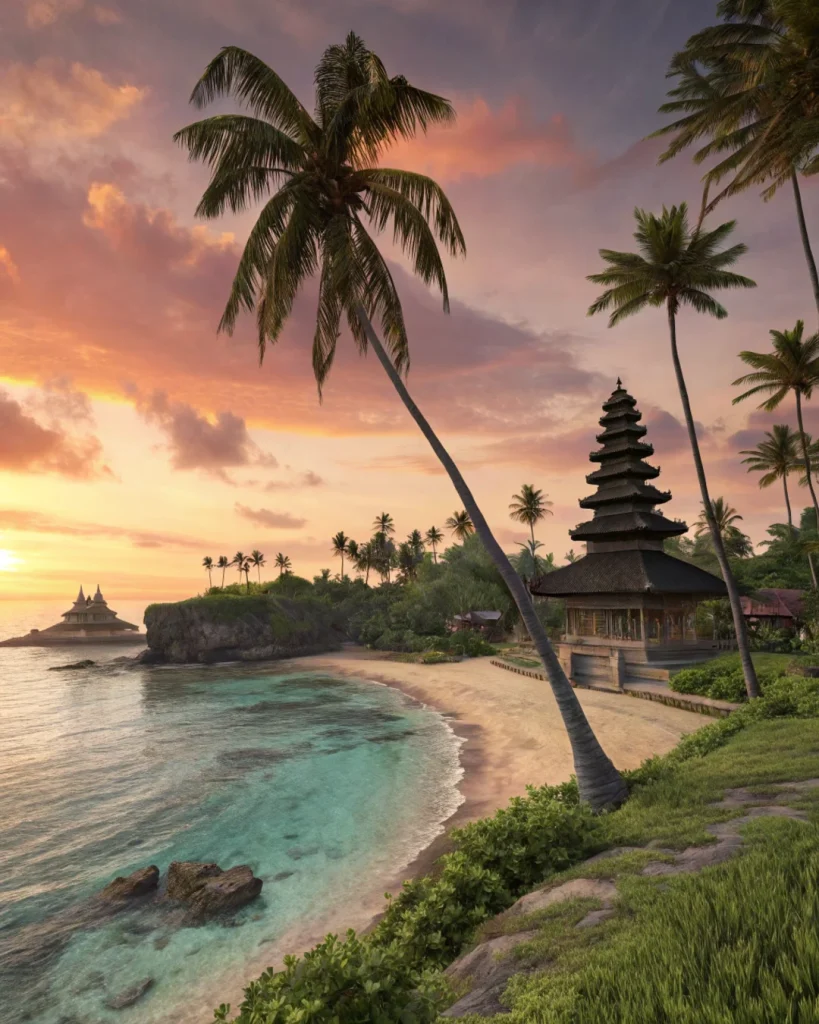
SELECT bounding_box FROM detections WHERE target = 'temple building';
[530,381,727,689]
[0,586,141,646]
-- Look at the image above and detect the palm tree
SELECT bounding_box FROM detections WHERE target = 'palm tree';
[217,555,229,587]
[231,551,247,584]
[739,423,801,528]
[734,322,819,534]
[175,33,626,808]
[202,556,214,588]
[509,484,553,546]
[356,541,375,585]
[372,530,396,583]
[695,497,753,559]
[652,0,819,314]
[565,549,580,564]
[425,526,444,564]
[588,203,759,699]
[345,538,359,577]
[396,540,422,582]
[445,510,474,542]
[250,549,266,583]
[373,513,395,537]
[407,529,424,558]
[331,530,349,579]
[274,552,292,577]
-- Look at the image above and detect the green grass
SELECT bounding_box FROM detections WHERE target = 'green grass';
[456,718,819,1024]
[502,656,543,669]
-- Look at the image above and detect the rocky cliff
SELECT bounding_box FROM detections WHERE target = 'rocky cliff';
[142,595,342,664]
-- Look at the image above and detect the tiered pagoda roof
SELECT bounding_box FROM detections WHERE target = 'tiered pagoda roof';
[531,382,726,598]
[571,380,686,547]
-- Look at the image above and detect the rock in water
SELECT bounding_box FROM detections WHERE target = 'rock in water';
[104,977,154,1010]
[166,861,223,901]
[99,866,159,903]
[166,861,263,917]
[189,866,263,916]
[48,659,96,672]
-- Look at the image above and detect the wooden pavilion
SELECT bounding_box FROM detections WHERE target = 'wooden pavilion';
[530,381,727,689]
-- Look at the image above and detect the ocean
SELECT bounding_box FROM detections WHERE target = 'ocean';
[0,603,463,1024]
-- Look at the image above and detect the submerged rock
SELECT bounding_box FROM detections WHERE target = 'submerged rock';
[104,977,154,1010]
[99,866,159,903]
[167,862,223,901]
[48,659,96,672]
[166,861,263,918]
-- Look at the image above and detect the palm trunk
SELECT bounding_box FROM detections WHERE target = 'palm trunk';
[341,552,344,581]
[221,568,226,587]
[356,305,627,810]
[791,170,819,318]
[783,475,793,529]
[530,523,536,547]
[667,307,759,699]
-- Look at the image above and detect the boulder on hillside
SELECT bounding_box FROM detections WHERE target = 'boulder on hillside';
[166,861,263,917]
[99,866,159,903]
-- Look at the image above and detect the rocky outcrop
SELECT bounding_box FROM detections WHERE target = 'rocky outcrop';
[105,978,154,1010]
[166,861,263,917]
[48,659,96,671]
[99,866,159,902]
[142,595,341,664]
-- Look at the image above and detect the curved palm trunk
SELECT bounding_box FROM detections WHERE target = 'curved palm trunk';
[356,306,627,810]
[791,171,819,318]
[794,392,819,590]
[667,308,759,699]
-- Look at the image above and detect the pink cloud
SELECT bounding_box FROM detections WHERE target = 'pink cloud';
[0,388,111,478]
[382,97,594,182]
[234,504,307,529]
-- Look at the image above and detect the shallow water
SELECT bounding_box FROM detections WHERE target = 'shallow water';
[0,604,463,1024]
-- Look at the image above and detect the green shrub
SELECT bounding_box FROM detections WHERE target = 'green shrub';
[670,662,790,703]
[421,651,456,664]
[436,632,496,657]
[372,853,511,967]
[215,929,447,1024]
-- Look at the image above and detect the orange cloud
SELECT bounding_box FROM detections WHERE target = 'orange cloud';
[0,60,145,142]
[382,97,593,181]
[0,247,20,285]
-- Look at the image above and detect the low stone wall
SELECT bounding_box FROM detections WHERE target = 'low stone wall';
[489,658,739,719]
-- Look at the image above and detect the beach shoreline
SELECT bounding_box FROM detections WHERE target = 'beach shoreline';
[153,649,706,1021]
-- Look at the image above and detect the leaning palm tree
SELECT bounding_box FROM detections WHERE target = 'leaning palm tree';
[445,510,474,542]
[250,549,266,583]
[425,525,444,563]
[202,555,214,588]
[274,552,292,576]
[217,554,229,587]
[588,202,759,699]
[739,423,801,528]
[509,484,553,546]
[373,512,395,537]
[695,497,753,559]
[231,551,247,584]
[175,33,626,807]
[331,530,349,579]
[734,322,819,531]
[652,0,819,313]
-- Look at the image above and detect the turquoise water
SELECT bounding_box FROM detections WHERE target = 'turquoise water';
[0,604,463,1024]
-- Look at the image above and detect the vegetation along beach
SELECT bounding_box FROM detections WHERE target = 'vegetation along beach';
[5,0,819,1022]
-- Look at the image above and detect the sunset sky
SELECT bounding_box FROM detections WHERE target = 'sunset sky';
[2,0,819,605]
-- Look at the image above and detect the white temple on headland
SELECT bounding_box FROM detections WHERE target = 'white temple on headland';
[0,586,141,646]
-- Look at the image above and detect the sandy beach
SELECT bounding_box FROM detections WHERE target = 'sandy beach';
[302,650,704,824]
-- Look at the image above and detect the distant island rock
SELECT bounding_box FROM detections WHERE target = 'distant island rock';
[141,594,341,664]
[48,659,97,672]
